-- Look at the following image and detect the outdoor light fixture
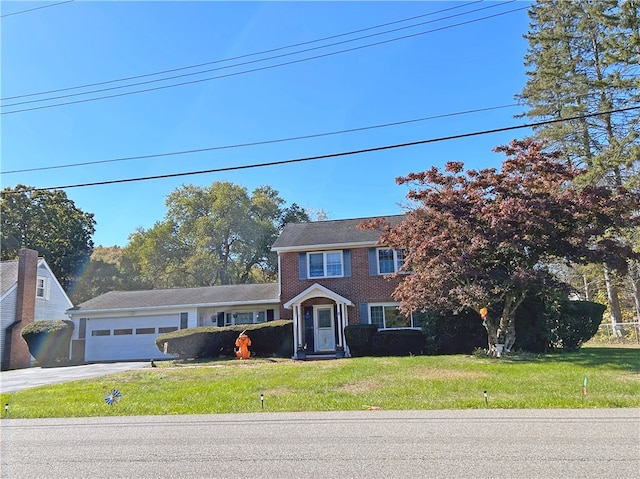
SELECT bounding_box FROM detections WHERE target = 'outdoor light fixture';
[483,391,488,407]
[260,393,264,409]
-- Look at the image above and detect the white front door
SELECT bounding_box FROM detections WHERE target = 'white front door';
[314,305,335,351]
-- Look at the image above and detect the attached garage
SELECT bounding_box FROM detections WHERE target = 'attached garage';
[85,314,179,362]
[67,284,280,363]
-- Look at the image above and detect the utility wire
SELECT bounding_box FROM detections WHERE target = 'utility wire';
[0,0,73,18]
[8,105,639,194]
[1,0,482,101]
[0,104,521,175]
[1,2,513,108]
[1,4,527,115]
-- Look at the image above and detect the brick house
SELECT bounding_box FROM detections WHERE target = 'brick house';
[272,215,420,358]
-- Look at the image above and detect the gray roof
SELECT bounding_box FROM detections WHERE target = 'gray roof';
[0,260,20,297]
[272,215,405,251]
[69,283,279,313]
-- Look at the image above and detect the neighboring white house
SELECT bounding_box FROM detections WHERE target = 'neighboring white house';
[1,250,73,369]
[66,283,280,362]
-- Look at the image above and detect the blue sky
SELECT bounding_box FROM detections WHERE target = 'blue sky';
[1,1,533,247]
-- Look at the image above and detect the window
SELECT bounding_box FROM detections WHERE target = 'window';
[225,310,267,326]
[36,277,49,299]
[369,304,422,329]
[136,328,155,335]
[308,251,343,278]
[114,329,133,336]
[91,330,110,336]
[377,249,404,274]
[158,326,178,334]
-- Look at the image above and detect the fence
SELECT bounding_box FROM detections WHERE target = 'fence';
[597,321,640,344]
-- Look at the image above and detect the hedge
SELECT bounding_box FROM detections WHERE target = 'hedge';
[155,320,293,359]
[344,324,378,357]
[370,329,426,356]
[21,320,74,366]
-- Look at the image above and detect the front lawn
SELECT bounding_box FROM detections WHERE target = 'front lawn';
[1,347,638,419]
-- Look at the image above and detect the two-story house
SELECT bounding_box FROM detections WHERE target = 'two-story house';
[272,215,419,359]
[67,214,415,362]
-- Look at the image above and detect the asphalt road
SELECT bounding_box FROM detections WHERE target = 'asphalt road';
[2,409,638,479]
[0,362,150,393]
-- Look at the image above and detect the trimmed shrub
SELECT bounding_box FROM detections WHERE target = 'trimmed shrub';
[370,329,426,356]
[554,301,605,350]
[156,320,293,359]
[21,320,74,366]
[421,310,487,355]
[344,324,378,357]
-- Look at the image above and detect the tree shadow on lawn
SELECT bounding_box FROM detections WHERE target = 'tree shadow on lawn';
[502,348,640,372]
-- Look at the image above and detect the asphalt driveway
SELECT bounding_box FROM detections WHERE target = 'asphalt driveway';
[0,362,150,393]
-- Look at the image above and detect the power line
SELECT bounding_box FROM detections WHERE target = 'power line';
[8,105,639,194]
[1,2,515,109]
[0,104,521,175]
[0,0,482,101]
[1,4,528,115]
[0,0,73,18]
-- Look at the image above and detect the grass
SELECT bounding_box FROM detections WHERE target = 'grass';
[1,347,638,419]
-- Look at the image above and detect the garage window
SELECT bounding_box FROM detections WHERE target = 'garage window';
[159,326,178,333]
[114,329,133,336]
[91,330,110,336]
[136,328,155,334]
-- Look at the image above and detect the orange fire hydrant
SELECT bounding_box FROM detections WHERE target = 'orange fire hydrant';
[235,331,251,359]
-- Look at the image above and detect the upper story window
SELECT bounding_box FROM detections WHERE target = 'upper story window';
[36,277,49,299]
[308,251,343,278]
[377,248,404,274]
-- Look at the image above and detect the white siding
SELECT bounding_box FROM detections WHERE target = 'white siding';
[85,314,181,362]
[0,287,18,360]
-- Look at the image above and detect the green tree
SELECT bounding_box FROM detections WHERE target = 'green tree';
[1,185,95,290]
[120,181,308,288]
[518,0,640,324]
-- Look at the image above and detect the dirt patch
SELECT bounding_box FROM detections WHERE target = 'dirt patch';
[337,379,380,393]
[411,367,489,380]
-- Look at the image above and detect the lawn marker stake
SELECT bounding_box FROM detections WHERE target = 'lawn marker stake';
[4,403,7,416]
[582,377,588,401]
[483,390,488,407]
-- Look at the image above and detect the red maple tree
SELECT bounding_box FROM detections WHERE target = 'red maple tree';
[365,139,638,354]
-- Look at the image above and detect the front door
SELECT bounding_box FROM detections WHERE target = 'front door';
[314,305,335,352]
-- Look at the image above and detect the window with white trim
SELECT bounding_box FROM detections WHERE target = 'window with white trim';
[377,249,404,274]
[308,251,343,278]
[225,310,268,326]
[36,277,49,299]
[369,304,423,329]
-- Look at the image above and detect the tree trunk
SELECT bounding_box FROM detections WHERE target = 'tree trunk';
[583,274,591,302]
[498,292,527,354]
[603,263,623,325]
[628,260,640,321]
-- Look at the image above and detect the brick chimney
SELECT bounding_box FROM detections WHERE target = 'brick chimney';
[2,248,38,370]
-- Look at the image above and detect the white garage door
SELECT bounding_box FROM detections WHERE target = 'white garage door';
[85,315,179,362]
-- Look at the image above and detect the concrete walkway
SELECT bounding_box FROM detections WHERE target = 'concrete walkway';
[0,362,150,393]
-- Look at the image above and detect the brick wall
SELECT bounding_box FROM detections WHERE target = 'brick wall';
[279,248,402,325]
[3,249,38,370]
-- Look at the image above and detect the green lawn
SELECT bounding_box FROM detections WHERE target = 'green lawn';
[1,347,638,419]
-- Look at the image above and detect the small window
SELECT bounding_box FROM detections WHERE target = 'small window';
[36,277,49,299]
[256,311,266,323]
[377,249,404,274]
[114,329,133,336]
[136,328,155,335]
[91,330,110,336]
[307,251,343,278]
[158,326,178,334]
